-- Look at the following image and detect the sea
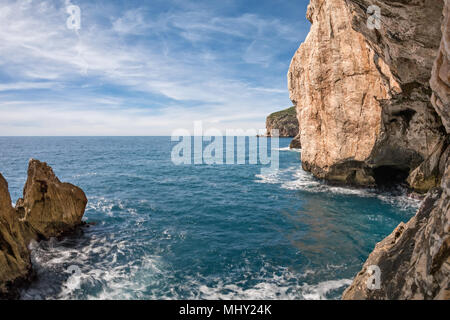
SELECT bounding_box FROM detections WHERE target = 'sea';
[0,137,420,300]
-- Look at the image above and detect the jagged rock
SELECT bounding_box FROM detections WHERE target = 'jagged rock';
[0,174,32,299]
[343,0,450,300]
[343,165,450,299]
[288,0,445,187]
[0,159,87,298]
[289,133,302,149]
[430,0,450,133]
[407,137,449,193]
[16,159,87,240]
[266,106,299,138]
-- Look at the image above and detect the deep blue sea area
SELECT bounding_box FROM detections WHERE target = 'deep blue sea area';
[0,137,420,299]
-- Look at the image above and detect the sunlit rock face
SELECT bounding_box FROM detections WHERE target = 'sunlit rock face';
[16,159,87,240]
[288,0,445,187]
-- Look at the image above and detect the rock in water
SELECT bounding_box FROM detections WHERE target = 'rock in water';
[289,133,302,149]
[16,159,87,240]
[343,0,450,300]
[288,0,445,188]
[266,106,299,138]
[343,168,450,299]
[0,159,87,298]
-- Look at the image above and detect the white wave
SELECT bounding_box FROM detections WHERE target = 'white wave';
[23,233,168,300]
[185,268,348,300]
[24,235,349,300]
[300,279,353,300]
[72,172,97,179]
[86,196,140,217]
[275,147,301,152]
[255,166,421,211]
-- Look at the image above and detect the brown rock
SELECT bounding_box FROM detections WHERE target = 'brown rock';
[407,137,449,194]
[16,159,87,240]
[288,0,445,187]
[343,0,450,300]
[0,159,87,298]
[289,133,302,149]
[0,174,32,298]
[343,164,450,299]
[430,0,450,133]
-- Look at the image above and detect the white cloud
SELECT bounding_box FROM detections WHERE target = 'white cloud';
[0,0,301,136]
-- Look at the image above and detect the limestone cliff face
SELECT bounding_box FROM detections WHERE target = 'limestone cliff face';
[342,0,450,300]
[288,0,445,187]
[0,159,87,298]
[431,0,450,133]
[266,106,299,138]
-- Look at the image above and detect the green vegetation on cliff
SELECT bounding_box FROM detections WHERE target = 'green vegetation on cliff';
[266,106,299,138]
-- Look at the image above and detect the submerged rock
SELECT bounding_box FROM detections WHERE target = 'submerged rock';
[0,159,87,298]
[266,106,299,138]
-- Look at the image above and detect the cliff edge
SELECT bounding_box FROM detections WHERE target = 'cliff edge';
[343,0,450,300]
[288,0,445,188]
[288,0,449,299]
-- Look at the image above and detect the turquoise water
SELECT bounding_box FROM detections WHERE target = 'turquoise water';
[0,137,419,300]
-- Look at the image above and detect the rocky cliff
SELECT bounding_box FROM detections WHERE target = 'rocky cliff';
[288,0,446,188]
[288,0,449,299]
[343,0,450,300]
[0,159,87,298]
[266,106,299,138]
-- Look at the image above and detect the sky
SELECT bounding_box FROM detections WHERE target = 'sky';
[0,0,310,136]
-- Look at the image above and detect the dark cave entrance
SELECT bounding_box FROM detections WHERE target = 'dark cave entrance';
[373,165,410,187]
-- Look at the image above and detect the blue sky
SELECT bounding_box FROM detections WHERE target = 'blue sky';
[0,0,310,135]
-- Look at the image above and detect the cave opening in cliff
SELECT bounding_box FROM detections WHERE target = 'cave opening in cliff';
[373,165,410,188]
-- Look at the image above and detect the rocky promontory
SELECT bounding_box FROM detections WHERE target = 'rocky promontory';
[289,0,449,299]
[265,106,301,149]
[0,159,87,299]
[266,106,299,138]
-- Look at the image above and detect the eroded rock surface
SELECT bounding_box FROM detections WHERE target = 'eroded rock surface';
[343,0,450,300]
[288,0,445,187]
[16,159,87,240]
[343,164,450,299]
[289,133,302,149]
[0,159,87,298]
